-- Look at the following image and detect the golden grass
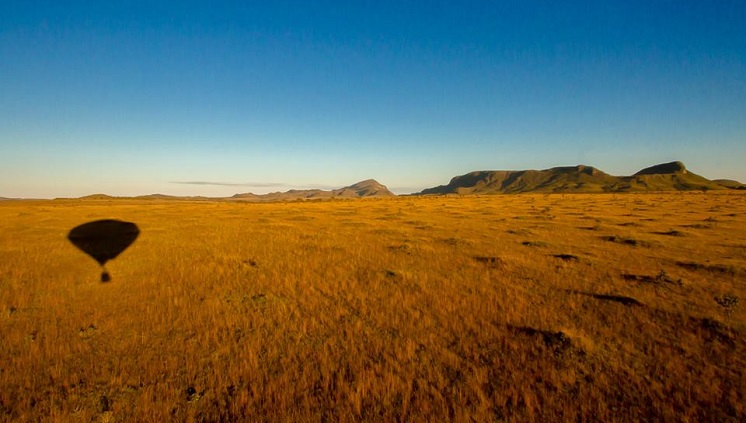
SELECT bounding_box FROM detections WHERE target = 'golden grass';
[1,192,745,422]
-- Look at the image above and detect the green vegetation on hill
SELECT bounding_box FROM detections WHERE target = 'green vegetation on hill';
[419,161,729,195]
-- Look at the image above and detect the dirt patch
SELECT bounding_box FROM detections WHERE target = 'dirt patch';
[682,223,713,229]
[473,256,504,269]
[387,244,412,255]
[590,294,642,306]
[676,261,739,276]
[567,290,643,306]
[439,237,470,246]
[618,222,642,227]
[699,318,737,346]
[552,254,580,262]
[622,270,682,286]
[507,325,582,358]
[653,230,686,237]
[383,269,405,283]
[601,235,655,248]
[506,228,533,236]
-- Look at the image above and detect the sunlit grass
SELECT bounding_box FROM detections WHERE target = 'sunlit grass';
[1,192,744,421]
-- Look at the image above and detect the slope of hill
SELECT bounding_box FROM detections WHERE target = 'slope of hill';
[419,162,728,195]
[633,161,687,175]
[611,162,724,192]
[714,179,746,189]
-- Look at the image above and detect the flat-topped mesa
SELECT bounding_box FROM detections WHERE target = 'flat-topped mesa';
[419,165,617,195]
[417,161,725,194]
[634,161,687,176]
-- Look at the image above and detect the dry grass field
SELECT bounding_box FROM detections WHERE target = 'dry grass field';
[1,192,744,422]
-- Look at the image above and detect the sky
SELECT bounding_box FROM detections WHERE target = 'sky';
[1,1,744,198]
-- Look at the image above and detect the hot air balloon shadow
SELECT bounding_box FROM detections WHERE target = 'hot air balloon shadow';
[67,220,140,282]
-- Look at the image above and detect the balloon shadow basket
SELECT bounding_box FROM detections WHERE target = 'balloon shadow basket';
[67,219,140,283]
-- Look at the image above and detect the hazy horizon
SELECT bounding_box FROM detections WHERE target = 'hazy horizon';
[0,159,738,199]
[2,2,745,198]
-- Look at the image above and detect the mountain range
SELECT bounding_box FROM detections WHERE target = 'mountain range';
[231,179,395,201]
[61,180,396,201]
[418,161,744,195]
[18,161,744,201]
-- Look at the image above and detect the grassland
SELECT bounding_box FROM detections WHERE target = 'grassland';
[1,192,744,422]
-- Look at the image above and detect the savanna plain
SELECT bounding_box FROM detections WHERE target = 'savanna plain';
[1,192,744,422]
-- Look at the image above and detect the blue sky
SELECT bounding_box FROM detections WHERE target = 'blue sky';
[1,1,744,198]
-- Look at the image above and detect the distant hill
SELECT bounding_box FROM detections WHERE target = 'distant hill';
[331,179,396,197]
[65,180,393,202]
[714,179,746,190]
[136,194,178,200]
[620,161,723,191]
[418,161,730,195]
[68,193,217,201]
[72,193,207,201]
[134,194,214,200]
[633,161,687,175]
[231,179,395,201]
[42,166,743,201]
[78,194,116,200]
